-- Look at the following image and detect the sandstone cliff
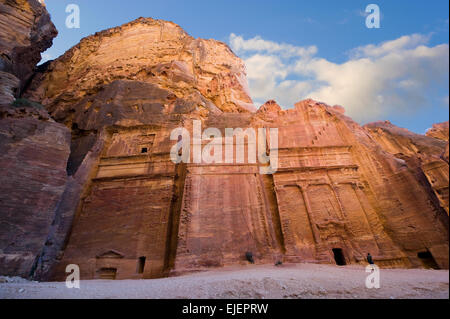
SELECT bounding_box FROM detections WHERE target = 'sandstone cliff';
[365,121,449,215]
[0,3,448,281]
[426,121,449,141]
[25,17,255,116]
[426,121,449,164]
[0,0,70,277]
[0,105,70,277]
[0,0,57,105]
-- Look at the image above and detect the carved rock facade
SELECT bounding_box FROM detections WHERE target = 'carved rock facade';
[47,99,449,280]
[0,7,448,280]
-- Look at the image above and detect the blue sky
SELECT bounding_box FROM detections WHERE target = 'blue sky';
[42,0,449,133]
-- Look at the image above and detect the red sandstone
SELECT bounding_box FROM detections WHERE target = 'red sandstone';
[0,1,448,281]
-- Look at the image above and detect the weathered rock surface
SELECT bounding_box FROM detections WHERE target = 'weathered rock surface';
[0,0,57,105]
[0,0,69,278]
[365,121,449,215]
[426,121,449,141]
[0,9,448,281]
[25,17,254,115]
[426,121,449,164]
[0,105,70,277]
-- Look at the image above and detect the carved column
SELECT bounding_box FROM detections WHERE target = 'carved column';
[297,183,321,244]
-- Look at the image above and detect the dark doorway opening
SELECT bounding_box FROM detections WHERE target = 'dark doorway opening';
[245,251,254,264]
[417,251,439,269]
[98,267,117,279]
[332,248,346,266]
[137,256,146,273]
[141,147,148,154]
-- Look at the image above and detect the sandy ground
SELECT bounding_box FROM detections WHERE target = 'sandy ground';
[0,263,448,299]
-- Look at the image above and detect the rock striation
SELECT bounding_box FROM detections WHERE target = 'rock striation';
[0,0,70,278]
[426,121,449,141]
[0,5,448,281]
[25,17,255,116]
[0,0,57,105]
[365,121,449,215]
[426,121,449,164]
[0,101,70,277]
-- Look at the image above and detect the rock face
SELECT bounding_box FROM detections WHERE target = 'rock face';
[25,17,254,115]
[0,10,448,281]
[426,122,449,141]
[0,0,70,278]
[0,104,70,277]
[0,0,57,105]
[365,121,449,215]
[426,121,449,164]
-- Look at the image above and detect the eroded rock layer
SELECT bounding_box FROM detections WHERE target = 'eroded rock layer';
[0,105,70,277]
[426,122,449,141]
[0,0,70,278]
[426,121,449,164]
[365,121,449,215]
[25,17,254,115]
[0,7,448,280]
[0,0,57,105]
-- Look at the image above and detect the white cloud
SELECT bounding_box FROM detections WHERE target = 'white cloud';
[230,33,317,58]
[230,33,449,122]
[349,34,431,58]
